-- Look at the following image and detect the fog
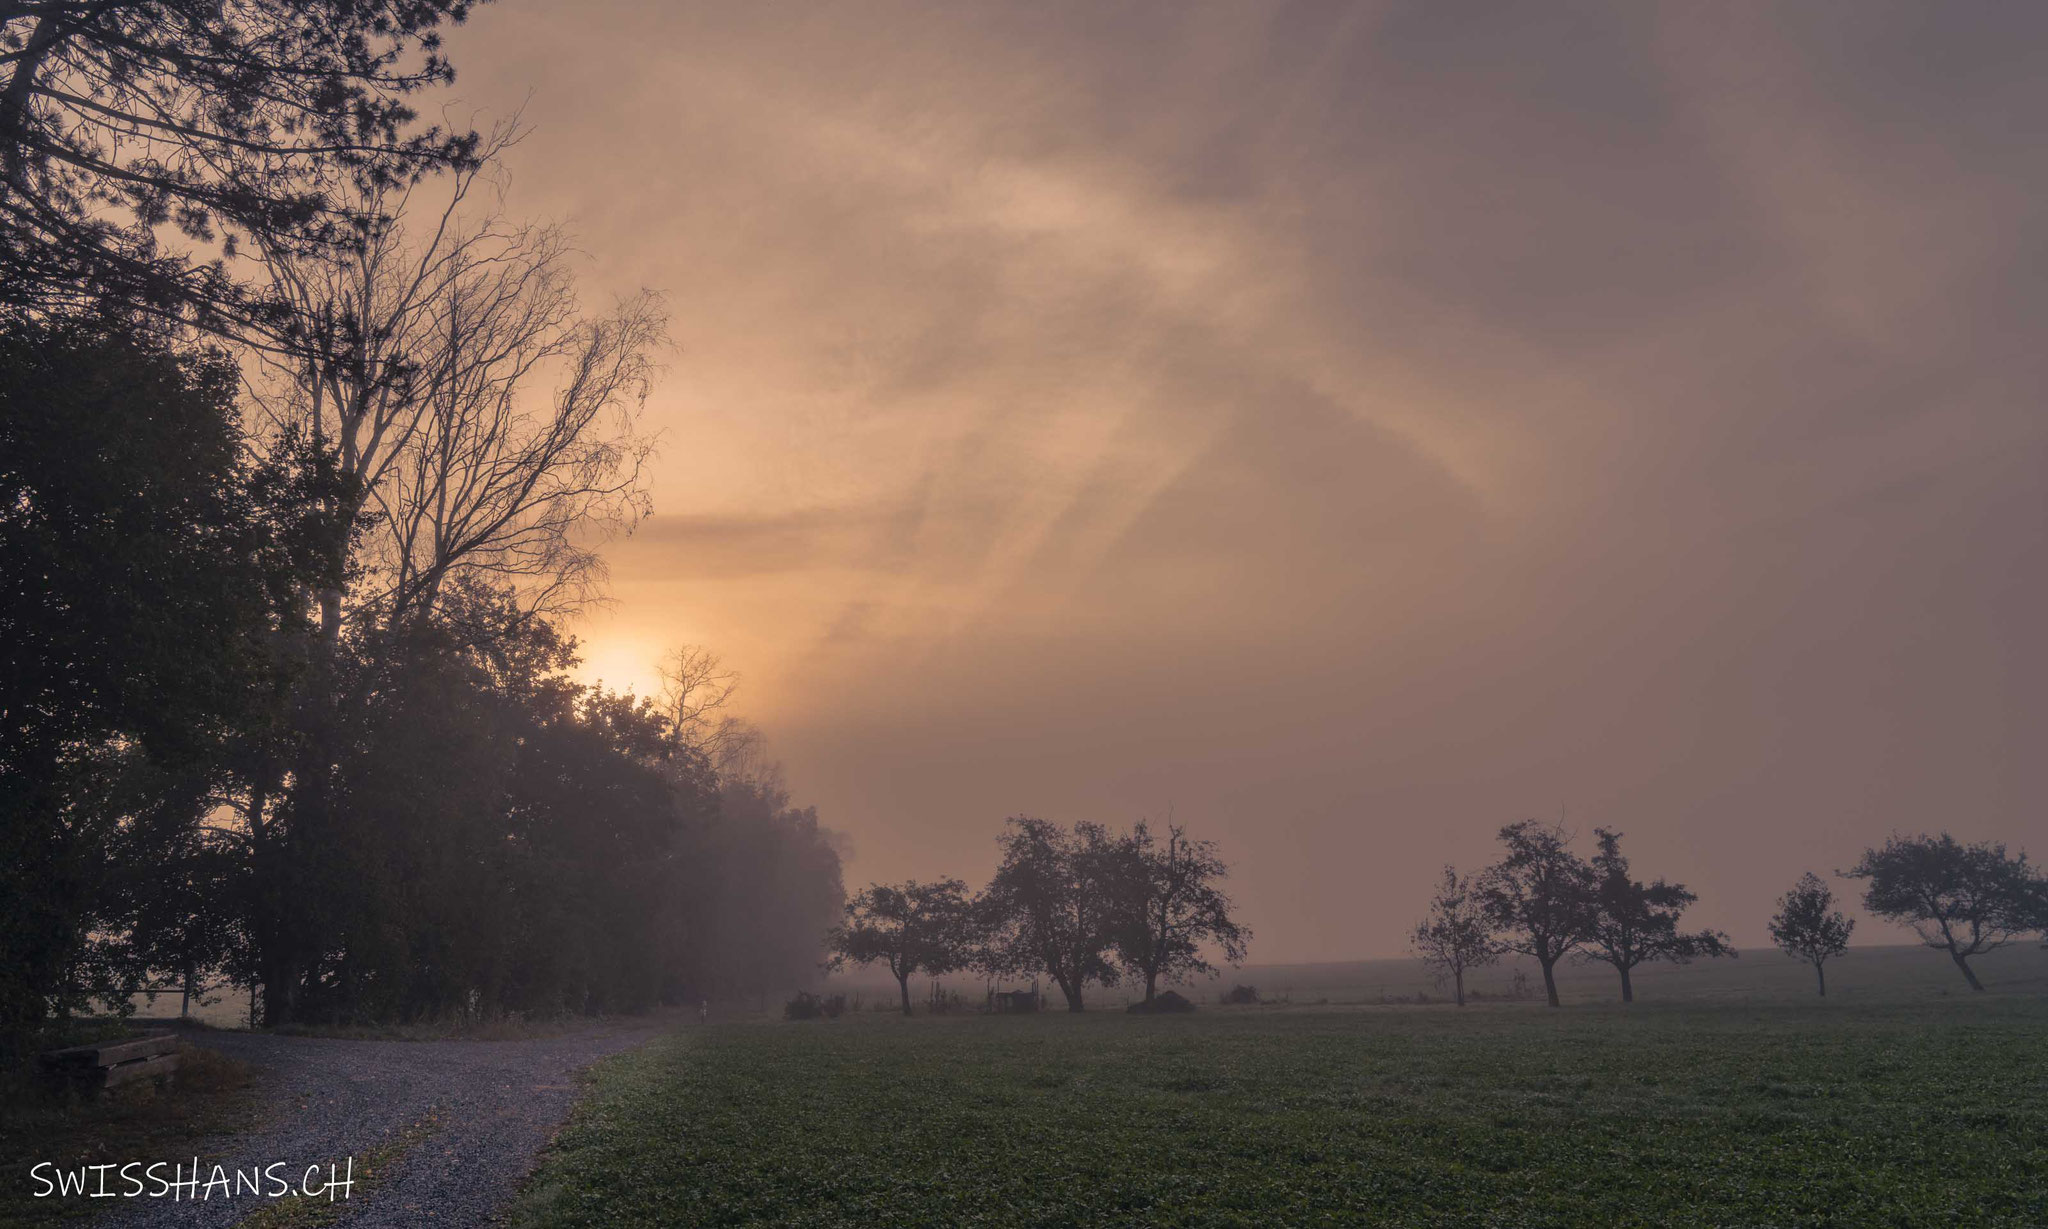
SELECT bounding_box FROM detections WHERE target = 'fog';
[440,1,2048,960]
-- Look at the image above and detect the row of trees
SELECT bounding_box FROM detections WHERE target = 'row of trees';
[1412,821,1734,1007]
[830,817,1250,1014]
[0,307,846,1046]
[1413,824,2046,1005]
[1,3,849,1053]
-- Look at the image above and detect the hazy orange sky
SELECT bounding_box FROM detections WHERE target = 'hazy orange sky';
[436,2,2045,962]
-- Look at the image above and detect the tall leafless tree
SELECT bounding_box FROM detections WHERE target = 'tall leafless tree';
[659,645,762,773]
[248,140,664,643]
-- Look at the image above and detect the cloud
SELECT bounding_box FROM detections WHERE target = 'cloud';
[448,1,2048,960]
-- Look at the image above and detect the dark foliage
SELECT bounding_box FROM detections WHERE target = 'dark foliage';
[980,818,1125,1012]
[1476,820,1597,1008]
[0,315,846,1045]
[782,992,844,1022]
[237,628,844,1026]
[1107,818,1249,1004]
[0,310,312,1051]
[828,878,975,1016]
[1768,872,1854,996]
[1125,989,1194,1014]
[0,0,487,328]
[1844,833,2040,992]
[1579,829,1733,1003]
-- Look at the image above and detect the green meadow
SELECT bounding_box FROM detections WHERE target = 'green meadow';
[509,948,2048,1229]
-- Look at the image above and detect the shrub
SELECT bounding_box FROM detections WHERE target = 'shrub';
[784,993,824,1021]
[1127,990,1197,1014]
[1221,984,1261,1005]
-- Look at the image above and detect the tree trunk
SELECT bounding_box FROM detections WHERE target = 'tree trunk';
[1618,964,1634,1004]
[1950,948,1985,992]
[1814,960,1826,997]
[261,953,296,1026]
[1144,968,1158,1003]
[1453,968,1465,1007]
[897,972,912,1016]
[1055,974,1084,1012]
[1539,958,1560,1008]
[319,586,342,648]
[0,18,66,182]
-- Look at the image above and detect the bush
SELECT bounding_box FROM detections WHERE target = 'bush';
[784,993,827,1021]
[1127,990,1196,1014]
[820,995,846,1020]
[1221,984,1261,1005]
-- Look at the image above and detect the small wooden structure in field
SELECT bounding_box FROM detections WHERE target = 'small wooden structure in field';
[39,1032,179,1095]
[991,989,1040,1013]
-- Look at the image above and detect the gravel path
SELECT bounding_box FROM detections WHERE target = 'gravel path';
[95,1021,667,1228]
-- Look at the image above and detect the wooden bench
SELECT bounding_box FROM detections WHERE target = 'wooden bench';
[38,1032,180,1094]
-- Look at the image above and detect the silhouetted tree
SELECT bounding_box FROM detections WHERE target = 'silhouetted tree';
[1767,872,1854,997]
[247,158,664,648]
[1844,833,2040,992]
[0,309,313,1047]
[1580,828,1733,1003]
[829,879,975,1015]
[215,159,666,1023]
[0,284,829,1040]
[1410,865,1499,1006]
[1477,819,1596,1008]
[0,0,486,326]
[1109,818,1250,1003]
[981,817,1123,1012]
[659,645,755,770]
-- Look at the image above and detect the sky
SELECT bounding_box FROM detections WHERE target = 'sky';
[435,1,2046,962]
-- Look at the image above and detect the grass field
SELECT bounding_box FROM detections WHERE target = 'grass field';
[510,959,2048,1227]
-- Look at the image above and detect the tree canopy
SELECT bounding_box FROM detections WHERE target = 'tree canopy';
[1767,872,1854,997]
[981,817,1125,1012]
[1477,819,1596,1008]
[1580,828,1733,1003]
[829,879,975,1016]
[1108,818,1248,1004]
[1,0,487,327]
[0,309,310,1043]
[1844,833,2040,992]
[1410,865,1499,1007]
